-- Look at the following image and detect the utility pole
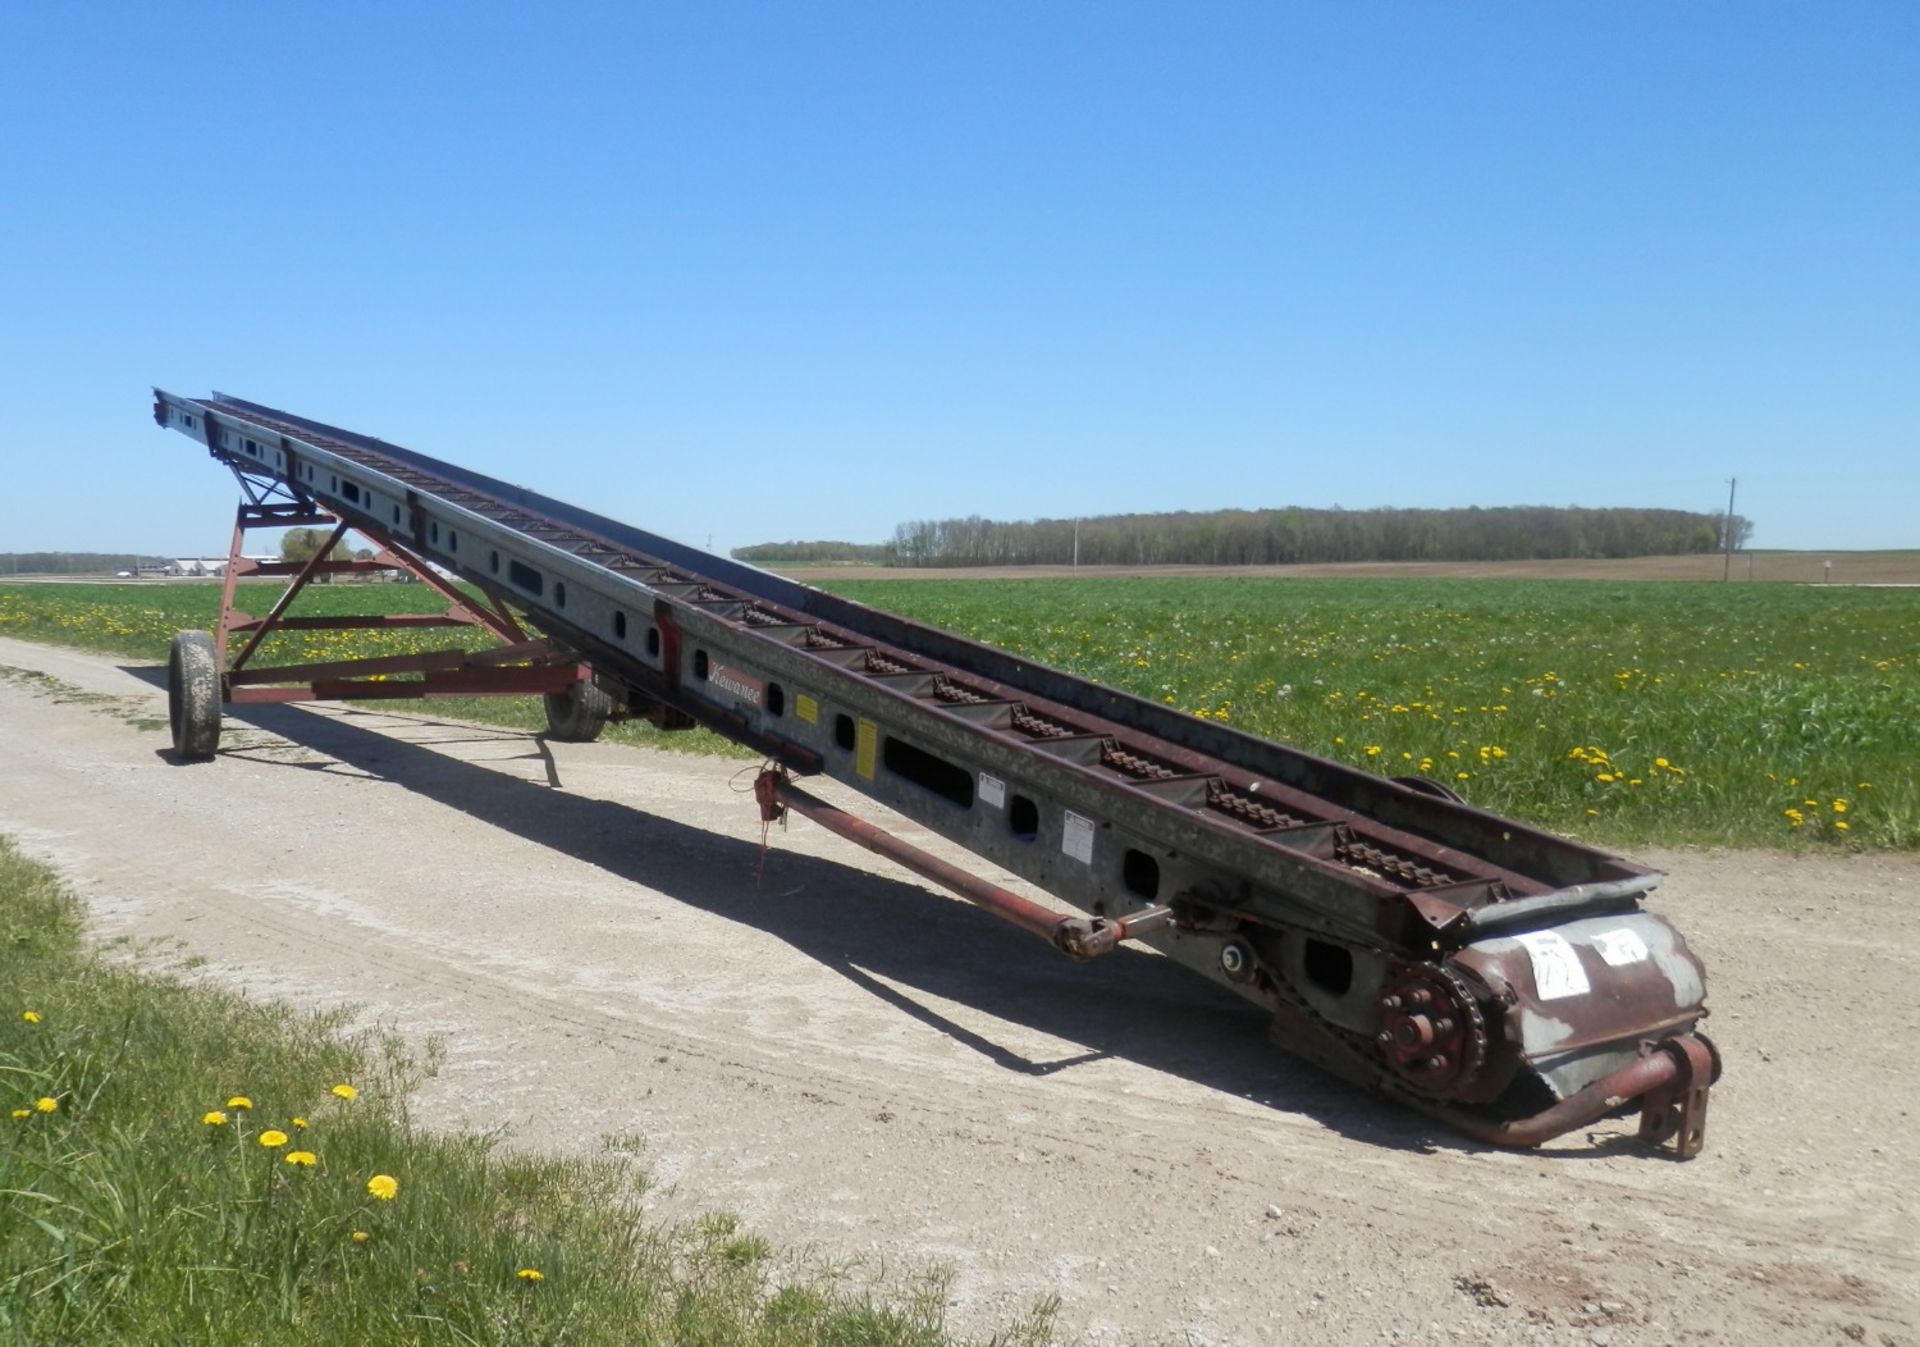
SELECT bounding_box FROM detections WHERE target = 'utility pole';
[1722,477,1737,582]
[1072,518,1080,570]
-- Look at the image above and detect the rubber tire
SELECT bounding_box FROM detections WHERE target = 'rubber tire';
[168,630,222,761]
[543,676,614,743]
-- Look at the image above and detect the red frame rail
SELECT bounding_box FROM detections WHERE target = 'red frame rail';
[210,495,588,708]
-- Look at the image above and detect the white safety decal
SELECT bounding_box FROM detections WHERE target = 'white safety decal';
[1515,930,1591,1000]
[1591,927,1650,967]
[978,773,1006,809]
[1062,811,1096,865]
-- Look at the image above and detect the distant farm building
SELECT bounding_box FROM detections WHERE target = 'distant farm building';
[163,556,279,577]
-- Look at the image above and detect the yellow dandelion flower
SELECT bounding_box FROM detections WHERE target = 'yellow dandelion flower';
[258,1129,289,1148]
[34,1097,57,1114]
[367,1174,398,1201]
[1455,772,1470,781]
[1585,809,1599,816]
[9,1109,28,1120]
[292,1117,309,1130]
[1365,745,1382,756]
[1596,773,1615,783]
[285,1150,318,1166]
[1654,758,1670,769]
[1832,800,1848,813]
[203,1111,229,1127]
[331,1084,358,1101]
[21,1011,41,1024]
[227,1096,253,1111]
[1834,821,1849,831]
[517,1268,544,1282]
[351,1231,370,1243]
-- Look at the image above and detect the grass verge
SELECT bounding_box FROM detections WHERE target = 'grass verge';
[0,836,1052,1346]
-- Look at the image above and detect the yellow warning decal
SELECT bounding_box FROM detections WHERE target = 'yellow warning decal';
[855,718,878,780]
[796,693,819,725]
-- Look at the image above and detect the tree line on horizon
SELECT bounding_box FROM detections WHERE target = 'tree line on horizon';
[0,552,170,575]
[732,504,1753,567]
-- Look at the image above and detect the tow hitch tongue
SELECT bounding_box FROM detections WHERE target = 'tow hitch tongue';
[153,390,1720,1156]
[1429,1033,1719,1157]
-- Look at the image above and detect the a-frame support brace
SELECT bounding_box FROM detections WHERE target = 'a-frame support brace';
[208,477,588,708]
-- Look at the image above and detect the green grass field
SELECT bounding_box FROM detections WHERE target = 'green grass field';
[2,577,1915,850]
[0,836,1047,1345]
[833,577,1918,851]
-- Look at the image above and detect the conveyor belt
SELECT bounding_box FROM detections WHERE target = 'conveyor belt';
[185,395,1670,909]
[153,389,1715,1149]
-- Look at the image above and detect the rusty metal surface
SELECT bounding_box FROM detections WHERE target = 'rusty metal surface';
[1423,1033,1719,1156]
[1376,962,1486,1097]
[178,396,1616,934]
[759,769,1162,962]
[1451,912,1709,1101]
[1636,1033,1716,1158]
[227,614,478,632]
[229,664,587,703]
[178,391,1657,906]
[153,391,1717,1155]
[205,487,580,707]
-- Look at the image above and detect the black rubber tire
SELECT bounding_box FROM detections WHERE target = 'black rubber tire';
[543,676,614,743]
[168,630,222,761]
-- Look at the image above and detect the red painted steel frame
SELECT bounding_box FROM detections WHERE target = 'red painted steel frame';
[212,498,586,706]
[754,768,1175,961]
[1425,1033,1719,1156]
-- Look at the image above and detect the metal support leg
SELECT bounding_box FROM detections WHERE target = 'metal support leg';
[754,768,1173,961]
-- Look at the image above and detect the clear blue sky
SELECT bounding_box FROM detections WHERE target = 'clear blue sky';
[2,3,1914,557]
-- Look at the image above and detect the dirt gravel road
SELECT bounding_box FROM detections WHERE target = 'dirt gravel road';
[0,635,1913,1346]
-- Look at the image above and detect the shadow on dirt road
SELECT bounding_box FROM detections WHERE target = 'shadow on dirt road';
[124,663,1521,1158]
